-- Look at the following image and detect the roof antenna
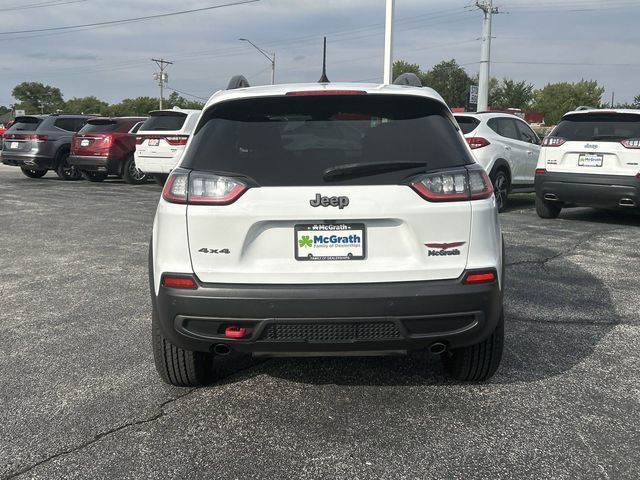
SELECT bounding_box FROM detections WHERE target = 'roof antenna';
[318,36,329,83]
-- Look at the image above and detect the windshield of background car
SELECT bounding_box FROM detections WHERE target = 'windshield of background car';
[455,116,480,134]
[78,120,118,134]
[8,117,43,132]
[180,94,473,186]
[553,113,640,142]
[140,112,187,131]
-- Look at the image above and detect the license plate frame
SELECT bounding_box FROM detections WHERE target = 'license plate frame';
[578,153,603,167]
[147,138,160,146]
[9,142,19,149]
[80,139,90,147]
[294,223,366,261]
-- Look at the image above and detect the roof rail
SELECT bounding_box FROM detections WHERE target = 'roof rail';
[575,105,594,111]
[393,73,422,87]
[227,75,250,90]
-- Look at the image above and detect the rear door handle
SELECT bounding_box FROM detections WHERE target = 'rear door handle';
[504,146,511,151]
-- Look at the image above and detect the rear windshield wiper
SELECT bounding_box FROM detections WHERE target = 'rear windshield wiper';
[323,161,427,182]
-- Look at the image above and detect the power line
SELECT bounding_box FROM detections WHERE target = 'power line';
[0,0,88,12]
[165,86,208,102]
[0,0,260,35]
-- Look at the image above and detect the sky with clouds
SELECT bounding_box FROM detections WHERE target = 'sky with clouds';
[1,0,639,107]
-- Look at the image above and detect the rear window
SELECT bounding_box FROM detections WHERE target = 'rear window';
[140,112,187,132]
[78,119,118,134]
[180,94,473,186]
[8,117,43,132]
[455,116,480,134]
[553,113,640,142]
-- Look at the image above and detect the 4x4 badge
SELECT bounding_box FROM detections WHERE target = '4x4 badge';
[309,193,349,209]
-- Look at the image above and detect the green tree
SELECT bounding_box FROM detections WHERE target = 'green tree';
[104,97,159,116]
[12,81,64,114]
[533,80,604,125]
[65,96,109,115]
[423,60,473,107]
[392,60,422,82]
[166,91,204,110]
[491,78,534,110]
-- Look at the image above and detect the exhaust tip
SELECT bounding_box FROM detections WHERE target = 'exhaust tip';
[619,198,636,207]
[428,342,447,355]
[213,344,231,356]
[544,193,559,201]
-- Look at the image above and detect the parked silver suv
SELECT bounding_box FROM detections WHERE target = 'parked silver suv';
[1,114,95,180]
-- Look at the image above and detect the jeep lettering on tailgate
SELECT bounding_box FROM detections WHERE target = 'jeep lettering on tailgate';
[309,194,349,209]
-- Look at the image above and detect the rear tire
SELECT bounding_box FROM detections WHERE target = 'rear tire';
[55,151,82,181]
[81,171,107,182]
[152,306,212,387]
[443,310,504,382]
[490,169,510,212]
[535,195,562,218]
[153,174,169,186]
[20,168,47,178]
[122,155,148,185]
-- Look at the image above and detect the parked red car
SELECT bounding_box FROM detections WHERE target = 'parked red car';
[69,117,146,183]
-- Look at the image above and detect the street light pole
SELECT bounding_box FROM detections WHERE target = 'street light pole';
[383,0,395,84]
[239,38,275,85]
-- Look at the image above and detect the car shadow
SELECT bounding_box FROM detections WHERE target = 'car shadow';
[502,193,535,213]
[559,207,640,226]
[209,247,619,388]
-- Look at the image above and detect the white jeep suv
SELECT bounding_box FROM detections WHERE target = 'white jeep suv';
[150,81,504,386]
[535,109,640,218]
[454,112,541,211]
[135,107,201,185]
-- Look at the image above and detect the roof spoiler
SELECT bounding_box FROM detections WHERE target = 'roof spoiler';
[393,73,422,87]
[227,75,250,90]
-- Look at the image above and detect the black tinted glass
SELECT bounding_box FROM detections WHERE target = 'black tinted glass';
[554,113,640,141]
[181,95,473,186]
[9,117,42,132]
[455,116,480,134]
[140,113,187,131]
[79,120,117,134]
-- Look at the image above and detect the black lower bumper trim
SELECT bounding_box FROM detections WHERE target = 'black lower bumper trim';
[535,171,640,209]
[154,277,502,354]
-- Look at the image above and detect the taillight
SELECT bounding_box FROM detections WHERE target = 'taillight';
[100,135,113,148]
[135,136,144,145]
[542,136,566,147]
[160,274,198,289]
[463,270,497,284]
[535,168,547,175]
[10,134,48,141]
[162,170,248,205]
[165,135,189,146]
[621,139,640,149]
[465,137,490,149]
[410,167,493,202]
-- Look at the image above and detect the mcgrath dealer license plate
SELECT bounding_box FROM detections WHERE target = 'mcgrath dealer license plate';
[578,153,603,167]
[295,223,366,261]
[80,139,90,147]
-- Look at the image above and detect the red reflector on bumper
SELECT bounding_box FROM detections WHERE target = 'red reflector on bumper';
[463,271,496,284]
[161,274,198,289]
[225,326,247,338]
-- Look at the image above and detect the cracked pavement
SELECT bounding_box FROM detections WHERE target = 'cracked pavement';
[1,165,639,479]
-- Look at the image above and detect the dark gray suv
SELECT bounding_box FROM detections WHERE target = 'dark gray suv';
[1,114,96,180]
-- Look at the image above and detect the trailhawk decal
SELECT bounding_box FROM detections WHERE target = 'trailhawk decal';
[425,241,466,257]
[295,223,365,261]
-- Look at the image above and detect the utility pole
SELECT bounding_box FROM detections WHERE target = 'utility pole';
[152,58,172,110]
[475,0,499,111]
[238,38,276,85]
[383,0,395,84]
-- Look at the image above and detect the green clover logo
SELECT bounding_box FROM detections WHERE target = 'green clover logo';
[298,235,313,248]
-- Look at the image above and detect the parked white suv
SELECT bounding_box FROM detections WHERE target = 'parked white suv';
[150,81,504,387]
[535,109,640,218]
[455,112,541,211]
[135,107,201,185]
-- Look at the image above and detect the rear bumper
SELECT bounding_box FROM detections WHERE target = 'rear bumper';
[69,155,120,175]
[535,171,640,209]
[1,152,53,170]
[153,275,503,355]
[135,155,177,174]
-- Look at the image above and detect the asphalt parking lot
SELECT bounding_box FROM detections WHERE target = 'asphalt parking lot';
[1,164,639,480]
